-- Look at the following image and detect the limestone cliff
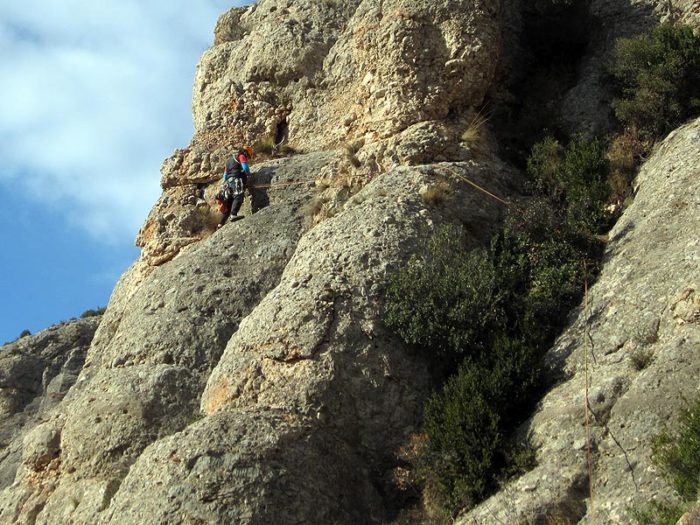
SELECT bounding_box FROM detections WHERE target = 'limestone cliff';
[459,116,700,524]
[561,0,700,135]
[0,0,698,524]
[136,0,507,269]
[0,1,516,523]
[0,319,99,491]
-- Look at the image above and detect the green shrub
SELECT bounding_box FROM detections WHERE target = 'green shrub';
[526,135,610,235]
[525,136,562,191]
[80,307,106,318]
[631,395,700,524]
[386,217,596,514]
[421,335,541,512]
[632,499,688,525]
[384,228,504,363]
[493,196,602,346]
[609,23,700,140]
[523,240,588,330]
[385,134,609,515]
[652,396,700,501]
[421,360,504,510]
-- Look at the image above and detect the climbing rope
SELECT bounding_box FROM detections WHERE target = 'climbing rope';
[204,162,512,207]
[203,158,513,207]
[201,177,310,193]
[248,179,310,190]
[583,261,596,525]
[434,166,511,206]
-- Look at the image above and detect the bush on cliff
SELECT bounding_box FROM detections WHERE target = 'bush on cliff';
[526,134,610,235]
[385,136,608,516]
[653,396,700,500]
[634,395,700,524]
[385,221,590,513]
[387,18,697,523]
[420,335,542,510]
[384,228,503,367]
[609,23,700,141]
[495,205,599,344]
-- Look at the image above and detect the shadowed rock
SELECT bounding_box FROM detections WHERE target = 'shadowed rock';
[458,117,700,525]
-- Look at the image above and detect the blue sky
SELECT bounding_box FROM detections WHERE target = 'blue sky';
[0,1,249,344]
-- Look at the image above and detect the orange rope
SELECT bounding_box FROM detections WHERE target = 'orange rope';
[248,179,309,190]
[207,163,512,207]
[435,166,511,206]
[584,261,596,524]
[209,163,511,206]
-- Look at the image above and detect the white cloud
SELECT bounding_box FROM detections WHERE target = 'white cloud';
[0,0,247,244]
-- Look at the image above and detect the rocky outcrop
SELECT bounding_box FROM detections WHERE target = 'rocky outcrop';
[0,152,322,523]
[0,140,519,523]
[101,410,383,524]
[195,0,502,153]
[2,0,520,517]
[104,158,515,524]
[0,319,99,493]
[4,1,699,523]
[458,117,700,524]
[561,0,700,136]
[137,0,507,267]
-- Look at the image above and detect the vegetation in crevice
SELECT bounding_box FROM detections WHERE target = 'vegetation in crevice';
[385,132,609,516]
[602,22,700,210]
[385,15,700,521]
[608,23,700,143]
[633,395,700,524]
[602,22,700,211]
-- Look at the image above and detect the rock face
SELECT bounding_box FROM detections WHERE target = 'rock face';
[137,0,506,268]
[0,319,99,491]
[0,146,518,523]
[195,0,502,152]
[0,0,519,510]
[2,0,699,524]
[561,0,700,136]
[458,117,700,524]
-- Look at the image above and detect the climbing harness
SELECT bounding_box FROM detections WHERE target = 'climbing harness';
[229,178,245,197]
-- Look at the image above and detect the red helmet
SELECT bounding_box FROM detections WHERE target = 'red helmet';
[242,145,255,160]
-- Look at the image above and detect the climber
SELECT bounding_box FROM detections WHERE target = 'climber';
[216,145,255,228]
